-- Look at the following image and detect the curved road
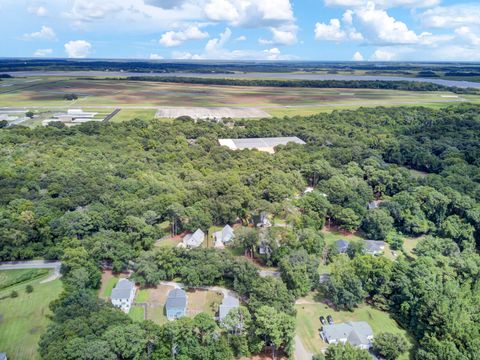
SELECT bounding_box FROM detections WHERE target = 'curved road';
[0,260,62,283]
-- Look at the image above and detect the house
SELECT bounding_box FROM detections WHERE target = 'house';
[335,239,350,254]
[0,352,7,360]
[219,294,240,322]
[253,212,271,228]
[214,225,235,248]
[364,240,386,255]
[166,288,187,320]
[182,229,205,248]
[320,321,374,350]
[367,200,381,210]
[111,278,136,313]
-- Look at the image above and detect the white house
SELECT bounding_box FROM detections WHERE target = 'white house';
[111,278,136,313]
[214,225,235,249]
[320,321,374,350]
[182,229,205,248]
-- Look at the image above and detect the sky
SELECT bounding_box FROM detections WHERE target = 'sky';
[1,0,479,61]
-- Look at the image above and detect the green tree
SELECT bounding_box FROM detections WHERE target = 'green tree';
[26,284,34,293]
[362,208,394,240]
[372,333,409,360]
[323,343,371,360]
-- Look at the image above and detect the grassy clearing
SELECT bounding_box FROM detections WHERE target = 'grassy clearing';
[403,237,423,257]
[0,275,62,360]
[322,228,364,246]
[295,293,413,358]
[128,306,145,322]
[0,269,49,291]
[186,289,223,317]
[109,109,156,123]
[136,289,149,303]
[101,275,119,298]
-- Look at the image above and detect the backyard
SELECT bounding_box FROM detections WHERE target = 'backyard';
[295,293,413,358]
[0,269,63,360]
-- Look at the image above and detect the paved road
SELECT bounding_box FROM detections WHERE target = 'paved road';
[0,260,62,283]
[294,336,313,360]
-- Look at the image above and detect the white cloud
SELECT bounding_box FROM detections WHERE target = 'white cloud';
[454,27,480,46]
[271,27,297,45]
[205,27,231,52]
[204,0,294,27]
[149,53,164,59]
[235,35,247,41]
[420,4,480,28]
[314,18,362,41]
[159,25,209,47]
[33,48,53,57]
[324,0,440,9]
[352,51,364,61]
[22,26,56,40]
[28,6,48,16]
[204,0,239,22]
[370,48,396,61]
[263,47,282,60]
[64,40,92,58]
[354,4,418,44]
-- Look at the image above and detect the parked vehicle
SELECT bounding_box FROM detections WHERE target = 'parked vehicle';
[327,315,334,325]
[319,316,327,325]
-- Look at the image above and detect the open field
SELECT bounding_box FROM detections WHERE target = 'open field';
[0,269,49,291]
[0,270,62,360]
[1,77,478,123]
[295,293,413,358]
[156,107,269,119]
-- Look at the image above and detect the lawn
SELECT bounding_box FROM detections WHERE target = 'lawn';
[0,269,49,291]
[136,288,149,303]
[206,226,223,248]
[100,274,120,299]
[186,289,223,317]
[403,237,424,257]
[128,306,145,322]
[0,274,62,360]
[295,293,413,358]
[109,109,156,123]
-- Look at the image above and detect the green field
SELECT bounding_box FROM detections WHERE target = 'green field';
[296,293,413,358]
[0,270,62,360]
[128,305,145,322]
[0,269,49,291]
[1,77,478,124]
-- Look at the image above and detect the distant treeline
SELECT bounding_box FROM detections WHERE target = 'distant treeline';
[1,59,480,75]
[122,76,480,94]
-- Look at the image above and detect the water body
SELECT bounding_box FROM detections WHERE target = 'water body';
[6,71,480,88]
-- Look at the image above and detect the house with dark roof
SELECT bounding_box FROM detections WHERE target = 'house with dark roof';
[111,278,136,313]
[219,295,240,322]
[321,321,374,350]
[364,240,386,255]
[335,239,350,254]
[0,352,7,360]
[166,288,187,320]
[182,229,205,248]
[214,225,235,249]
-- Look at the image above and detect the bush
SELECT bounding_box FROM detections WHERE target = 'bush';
[10,290,18,298]
[26,284,34,293]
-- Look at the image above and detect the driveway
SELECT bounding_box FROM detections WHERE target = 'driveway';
[294,335,313,360]
[0,260,62,283]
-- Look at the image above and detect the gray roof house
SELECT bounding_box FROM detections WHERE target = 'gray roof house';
[0,352,7,360]
[368,201,381,210]
[183,229,205,248]
[335,239,350,254]
[111,278,136,313]
[214,225,235,249]
[364,240,386,255]
[166,288,187,320]
[219,295,240,322]
[321,321,374,350]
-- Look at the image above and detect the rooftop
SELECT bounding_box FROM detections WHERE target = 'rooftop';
[166,288,187,309]
[218,137,305,153]
[322,321,373,346]
[111,278,135,300]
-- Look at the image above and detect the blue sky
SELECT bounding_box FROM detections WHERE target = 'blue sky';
[1,0,479,61]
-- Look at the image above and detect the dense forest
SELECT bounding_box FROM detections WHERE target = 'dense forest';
[123,76,480,94]
[1,104,480,359]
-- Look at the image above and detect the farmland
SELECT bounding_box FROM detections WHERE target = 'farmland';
[1,76,478,125]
